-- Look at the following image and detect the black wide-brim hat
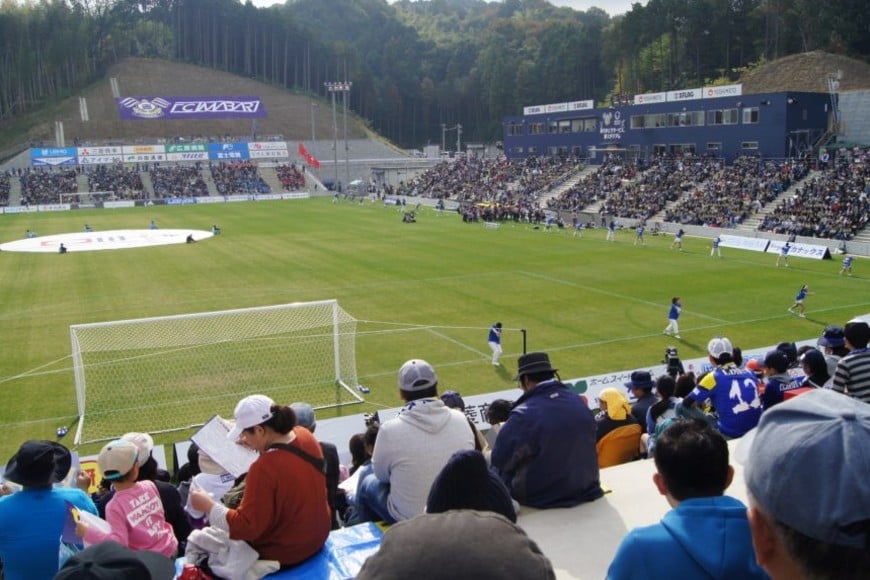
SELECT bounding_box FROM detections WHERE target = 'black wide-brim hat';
[514,352,558,380]
[3,440,72,488]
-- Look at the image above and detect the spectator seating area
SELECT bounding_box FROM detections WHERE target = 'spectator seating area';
[0,173,9,206]
[85,165,146,201]
[19,168,78,206]
[209,161,271,195]
[758,150,870,240]
[151,165,209,199]
[276,163,306,191]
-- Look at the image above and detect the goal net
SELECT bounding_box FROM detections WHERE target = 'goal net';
[70,300,361,445]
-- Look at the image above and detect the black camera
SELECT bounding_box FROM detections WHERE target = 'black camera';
[363,411,380,428]
[663,346,684,378]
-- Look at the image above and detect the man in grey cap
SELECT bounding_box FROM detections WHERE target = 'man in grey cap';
[744,389,870,579]
[352,359,474,524]
[491,352,602,508]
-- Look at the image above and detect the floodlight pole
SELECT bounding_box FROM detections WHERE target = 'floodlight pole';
[326,81,352,191]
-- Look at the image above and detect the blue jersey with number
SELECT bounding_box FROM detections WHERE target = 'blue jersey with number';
[781,244,790,256]
[843,256,853,267]
[668,303,681,321]
[688,364,762,437]
[713,237,720,248]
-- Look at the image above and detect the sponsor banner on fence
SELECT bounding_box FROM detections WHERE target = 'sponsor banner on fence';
[32,156,77,166]
[249,148,288,159]
[208,142,250,161]
[37,204,71,212]
[165,197,198,205]
[103,201,136,209]
[166,151,209,162]
[667,88,703,102]
[31,147,77,158]
[248,141,288,151]
[567,100,595,111]
[165,144,208,153]
[281,192,310,200]
[634,91,667,105]
[77,146,122,157]
[767,239,830,260]
[78,155,124,165]
[124,152,166,163]
[194,195,223,204]
[117,96,267,120]
[720,234,770,252]
[704,84,742,98]
[2,206,37,214]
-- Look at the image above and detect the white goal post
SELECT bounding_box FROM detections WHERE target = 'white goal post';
[70,299,361,445]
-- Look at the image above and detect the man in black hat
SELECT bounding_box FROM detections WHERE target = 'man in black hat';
[625,370,657,425]
[0,440,98,580]
[491,352,603,509]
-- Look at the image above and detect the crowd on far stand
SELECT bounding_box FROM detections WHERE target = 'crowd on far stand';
[275,163,306,191]
[19,167,78,205]
[150,165,209,199]
[758,149,870,240]
[209,161,271,195]
[85,165,146,201]
[0,173,10,206]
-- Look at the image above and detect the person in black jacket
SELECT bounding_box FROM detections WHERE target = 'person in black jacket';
[291,402,342,529]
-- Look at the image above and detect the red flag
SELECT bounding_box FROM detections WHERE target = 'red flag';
[298,142,320,168]
[298,142,307,157]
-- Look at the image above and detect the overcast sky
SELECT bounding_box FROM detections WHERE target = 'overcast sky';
[248,0,646,17]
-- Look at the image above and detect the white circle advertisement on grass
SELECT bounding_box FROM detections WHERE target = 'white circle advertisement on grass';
[0,229,213,253]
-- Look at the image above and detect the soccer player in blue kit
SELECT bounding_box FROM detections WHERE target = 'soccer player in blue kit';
[488,322,503,366]
[840,254,853,276]
[787,284,811,318]
[663,297,682,339]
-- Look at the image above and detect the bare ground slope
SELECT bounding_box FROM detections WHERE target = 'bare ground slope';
[740,51,870,94]
[19,58,369,145]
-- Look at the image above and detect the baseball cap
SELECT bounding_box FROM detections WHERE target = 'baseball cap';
[624,370,654,391]
[776,341,798,366]
[398,359,438,392]
[55,540,175,579]
[120,432,154,467]
[97,439,139,482]
[762,350,789,373]
[440,390,466,411]
[290,402,316,430]
[817,325,845,348]
[226,394,275,440]
[707,337,733,359]
[742,389,870,549]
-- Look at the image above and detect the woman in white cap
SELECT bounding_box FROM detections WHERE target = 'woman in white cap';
[189,394,331,569]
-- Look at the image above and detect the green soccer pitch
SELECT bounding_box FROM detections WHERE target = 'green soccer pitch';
[0,198,865,458]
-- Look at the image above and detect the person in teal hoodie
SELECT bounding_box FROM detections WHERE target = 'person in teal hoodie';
[607,419,768,580]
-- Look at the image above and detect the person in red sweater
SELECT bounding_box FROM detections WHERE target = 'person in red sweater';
[190,395,330,568]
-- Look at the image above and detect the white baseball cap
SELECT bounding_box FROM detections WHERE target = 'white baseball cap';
[226,394,275,440]
[397,359,438,392]
[707,337,733,359]
[121,432,154,467]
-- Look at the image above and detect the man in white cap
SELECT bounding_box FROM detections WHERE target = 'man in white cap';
[352,359,474,524]
[681,337,761,438]
[744,389,870,579]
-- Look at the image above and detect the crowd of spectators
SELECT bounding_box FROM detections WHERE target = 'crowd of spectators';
[18,167,78,205]
[664,156,810,227]
[758,149,869,240]
[0,173,10,206]
[276,163,306,191]
[209,161,271,195]
[84,164,146,201]
[150,164,210,199]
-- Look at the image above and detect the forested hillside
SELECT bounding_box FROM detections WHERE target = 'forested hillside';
[0,0,867,149]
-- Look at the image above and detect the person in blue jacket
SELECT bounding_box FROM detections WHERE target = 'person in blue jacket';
[0,440,98,580]
[491,352,603,509]
[607,419,767,580]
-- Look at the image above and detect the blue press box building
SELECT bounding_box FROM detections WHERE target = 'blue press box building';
[502,84,833,163]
